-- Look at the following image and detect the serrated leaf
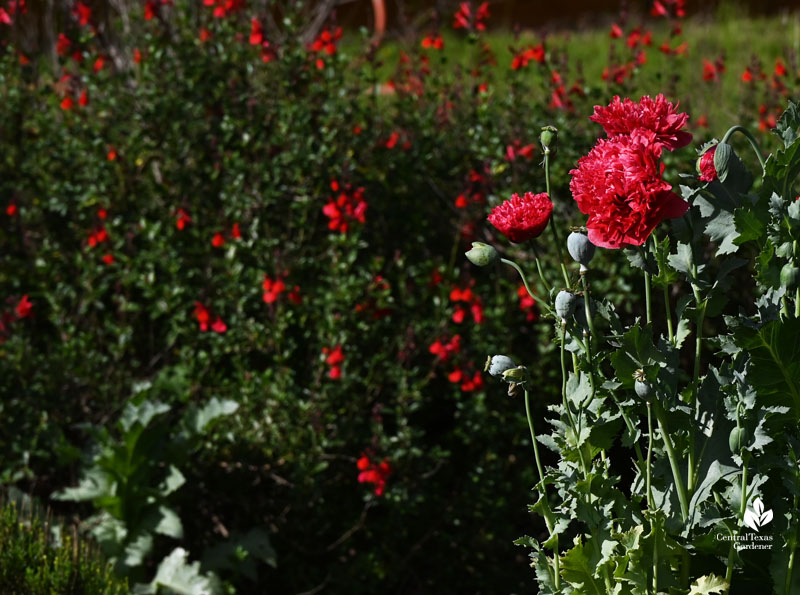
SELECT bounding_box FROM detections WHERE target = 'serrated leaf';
[145,548,222,595]
[561,540,605,594]
[688,573,729,594]
[651,235,679,288]
[733,207,766,245]
[774,99,800,148]
[733,317,800,416]
[625,246,657,274]
[120,399,171,433]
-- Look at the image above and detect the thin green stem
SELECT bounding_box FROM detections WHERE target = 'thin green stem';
[719,125,767,171]
[644,269,652,326]
[531,244,553,296]
[726,460,749,583]
[524,387,561,589]
[786,493,798,595]
[651,233,674,343]
[544,150,571,287]
[646,403,654,510]
[560,323,585,472]
[654,402,690,522]
[501,257,554,318]
[796,287,800,319]
[688,285,706,494]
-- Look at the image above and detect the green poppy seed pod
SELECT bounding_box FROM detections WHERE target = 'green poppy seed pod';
[540,126,558,155]
[465,242,499,267]
[780,263,800,289]
[634,380,652,400]
[554,290,577,320]
[567,232,596,268]
[485,355,517,377]
[729,426,750,454]
[502,365,529,384]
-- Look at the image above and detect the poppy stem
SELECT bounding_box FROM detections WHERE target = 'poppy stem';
[544,150,571,287]
[500,257,554,318]
[652,232,675,343]
[719,125,767,171]
[726,457,749,583]
[654,402,690,523]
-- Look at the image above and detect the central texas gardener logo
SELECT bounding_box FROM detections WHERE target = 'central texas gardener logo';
[743,497,773,532]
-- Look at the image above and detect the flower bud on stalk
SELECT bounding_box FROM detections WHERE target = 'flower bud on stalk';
[485,355,516,377]
[729,426,750,454]
[554,290,577,321]
[567,231,596,271]
[465,241,499,267]
[540,126,558,156]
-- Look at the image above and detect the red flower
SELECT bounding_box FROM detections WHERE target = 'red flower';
[517,285,537,322]
[610,23,622,39]
[133,48,142,63]
[231,222,241,239]
[56,33,71,56]
[211,317,227,334]
[488,192,553,243]
[696,114,709,128]
[702,59,716,82]
[194,302,210,331]
[698,146,718,182]
[429,335,461,362]
[775,58,787,78]
[589,94,693,152]
[262,276,286,303]
[199,27,212,42]
[421,34,444,50]
[288,285,302,304]
[212,232,225,248]
[250,17,263,45]
[323,345,344,379]
[15,295,32,319]
[741,67,753,83]
[93,56,105,72]
[78,89,88,107]
[6,202,17,216]
[107,147,117,161]
[569,134,688,249]
[357,455,392,496]
[144,0,156,20]
[175,209,191,230]
[322,183,367,233]
[101,253,114,265]
[60,96,74,111]
[74,2,91,25]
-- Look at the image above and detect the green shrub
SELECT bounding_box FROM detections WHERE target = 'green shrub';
[0,499,127,594]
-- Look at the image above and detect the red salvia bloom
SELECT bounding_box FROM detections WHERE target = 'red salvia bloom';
[488,192,553,243]
[517,285,537,322]
[6,202,17,216]
[194,302,210,331]
[56,33,71,56]
[101,253,114,265]
[610,23,623,39]
[775,58,787,77]
[249,18,263,45]
[93,56,105,72]
[357,455,392,496]
[15,295,32,319]
[144,0,156,20]
[262,276,286,303]
[60,96,73,111]
[231,222,241,239]
[175,209,191,230]
[212,232,225,248]
[133,48,142,63]
[74,1,91,25]
[211,317,227,334]
[741,67,753,83]
[78,89,88,107]
[421,34,444,50]
[288,285,302,305]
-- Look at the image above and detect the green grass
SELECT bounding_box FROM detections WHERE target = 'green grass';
[350,8,800,136]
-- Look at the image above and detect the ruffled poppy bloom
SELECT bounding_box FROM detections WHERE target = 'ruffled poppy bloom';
[15,295,32,319]
[488,192,553,243]
[698,146,718,182]
[588,94,692,152]
[569,134,688,249]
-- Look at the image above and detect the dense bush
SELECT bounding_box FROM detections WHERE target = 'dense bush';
[1,0,798,592]
[0,497,127,594]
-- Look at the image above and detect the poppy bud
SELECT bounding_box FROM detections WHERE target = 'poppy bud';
[465,241,499,267]
[555,290,577,320]
[540,126,558,155]
[502,365,529,384]
[729,426,750,454]
[567,232,596,269]
[485,355,517,377]
[780,263,800,289]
